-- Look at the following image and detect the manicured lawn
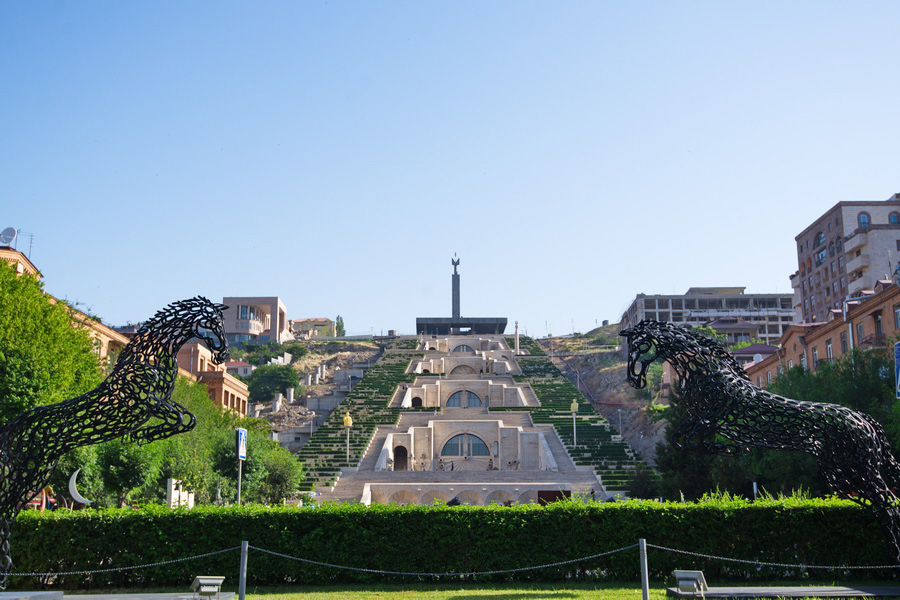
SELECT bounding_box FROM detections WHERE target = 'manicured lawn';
[244,582,666,599]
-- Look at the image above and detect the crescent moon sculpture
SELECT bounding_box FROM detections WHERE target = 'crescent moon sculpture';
[67,469,93,506]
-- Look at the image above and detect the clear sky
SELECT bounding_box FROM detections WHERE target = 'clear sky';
[3,2,899,336]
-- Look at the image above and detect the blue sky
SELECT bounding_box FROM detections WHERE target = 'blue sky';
[3,2,899,336]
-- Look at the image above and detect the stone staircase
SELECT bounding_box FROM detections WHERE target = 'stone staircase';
[317,412,601,503]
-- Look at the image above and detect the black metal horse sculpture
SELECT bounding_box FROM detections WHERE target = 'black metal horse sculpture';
[0,297,228,588]
[621,319,900,562]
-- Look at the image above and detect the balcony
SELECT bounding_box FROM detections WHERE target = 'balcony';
[846,252,870,274]
[844,231,868,253]
[858,333,886,348]
[233,318,265,336]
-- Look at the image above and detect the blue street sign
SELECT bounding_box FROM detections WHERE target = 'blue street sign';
[894,342,900,400]
[236,428,248,461]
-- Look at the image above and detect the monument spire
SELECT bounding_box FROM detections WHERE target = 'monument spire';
[451,253,460,319]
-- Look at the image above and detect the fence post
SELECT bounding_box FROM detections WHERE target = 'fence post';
[239,540,248,600]
[639,538,650,600]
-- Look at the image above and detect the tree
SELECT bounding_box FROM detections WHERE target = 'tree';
[655,348,892,500]
[0,261,103,425]
[97,438,161,507]
[248,364,299,402]
[335,315,346,337]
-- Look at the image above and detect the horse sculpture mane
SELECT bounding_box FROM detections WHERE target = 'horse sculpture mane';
[621,319,900,563]
[0,296,228,589]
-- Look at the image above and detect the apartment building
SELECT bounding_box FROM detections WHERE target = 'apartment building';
[792,192,900,323]
[291,317,335,339]
[746,279,900,388]
[620,287,794,346]
[223,296,291,345]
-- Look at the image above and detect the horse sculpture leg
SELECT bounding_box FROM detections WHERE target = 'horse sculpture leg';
[0,514,12,590]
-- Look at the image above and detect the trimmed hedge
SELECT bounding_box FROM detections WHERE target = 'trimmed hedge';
[9,498,893,590]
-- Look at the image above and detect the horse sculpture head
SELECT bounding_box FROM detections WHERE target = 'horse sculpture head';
[187,297,229,364]
[620,320,744,389]
[619,320,665,389]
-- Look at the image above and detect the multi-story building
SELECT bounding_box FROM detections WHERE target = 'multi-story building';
[177,342,250,416]
[222,296,291,345]
[291,317,335,339]
[746,278,900,388]
[620,287,794,346]
[3,245,249,415]
[792,192,900,323]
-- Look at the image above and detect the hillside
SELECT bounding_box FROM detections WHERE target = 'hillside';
[536,326,667,464]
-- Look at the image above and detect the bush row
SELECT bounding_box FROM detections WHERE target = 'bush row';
[9,498,893,589]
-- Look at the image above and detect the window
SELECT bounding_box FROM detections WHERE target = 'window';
[800,354,807,369]
[875,314,883,336]
[766,371,772,384]
[815,248,827,266]
[830,261,836,277]
[788,359,794,369]
[812,347,819,365]
[837,238,843,252]
[829,242,835,257]
[894,304,900,330]
[442,433,491,456]
[859,212,871,228]
[815,231,826,247]
[891,212,900,224]
[452,344,475,353]
[841,331,848,353]
[857,322,865,340]
[757,376,762,387]
[239,305,249,319]
[826,339,833,360]
[446,390,482,407]
[833,281,838,293]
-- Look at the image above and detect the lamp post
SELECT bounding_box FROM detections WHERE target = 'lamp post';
[570,400,578,448]
[616,408,623,435]
[343,411,353,464]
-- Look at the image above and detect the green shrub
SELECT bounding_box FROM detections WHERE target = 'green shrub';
[9,499,890,589]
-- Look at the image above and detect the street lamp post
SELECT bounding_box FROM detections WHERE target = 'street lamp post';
[343,411,353,464]
[570,400,578,448]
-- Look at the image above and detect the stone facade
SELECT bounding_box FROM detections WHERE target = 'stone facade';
[745,279,900,388]
[792,193,900,323]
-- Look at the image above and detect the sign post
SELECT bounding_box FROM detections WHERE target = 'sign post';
[236,427,247,505]
[894,342,900,400]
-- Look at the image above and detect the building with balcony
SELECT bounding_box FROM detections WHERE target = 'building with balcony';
[223,296,291,345]
[620,287,794,346]
[792,192,900,323]
[745,278,900,388]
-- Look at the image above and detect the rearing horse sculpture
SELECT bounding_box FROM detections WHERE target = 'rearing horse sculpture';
[0,296,228,588]
[621,320,900,563]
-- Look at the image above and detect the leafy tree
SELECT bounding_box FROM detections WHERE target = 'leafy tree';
[47,445,109,508]
[97,438,161,507]
[335,315,346,337]
[655,348,893,500]
[248,363,299,402]
[729,338,767,351]
[0,262,103,425]
[242,341,284,366]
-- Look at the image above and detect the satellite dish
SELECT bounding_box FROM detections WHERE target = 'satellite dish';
[0,227,15,246]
